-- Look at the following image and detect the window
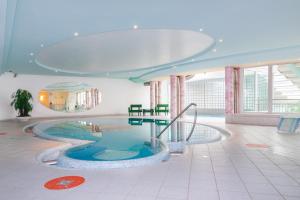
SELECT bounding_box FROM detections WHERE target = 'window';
[242,64,300,113]
[185,71,225,114]
[243,66,268,112]
[272,65,300,113]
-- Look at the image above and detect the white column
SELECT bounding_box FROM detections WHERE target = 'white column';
[158,81,162,104]
[155,81,158,106]
[170,75,177,119]
[268,65,273,113]
[150,81,155,109]
[179,75,186,115]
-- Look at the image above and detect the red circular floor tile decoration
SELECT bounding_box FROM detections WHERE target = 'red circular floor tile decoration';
[0,132,7,135]
[44,176,85,190]
[246,143,269,148]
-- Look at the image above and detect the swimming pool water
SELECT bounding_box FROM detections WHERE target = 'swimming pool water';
[34,117,226,164]
[38,118,168,161]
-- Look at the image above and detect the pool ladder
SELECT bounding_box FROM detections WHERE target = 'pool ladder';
[156,103,198,141]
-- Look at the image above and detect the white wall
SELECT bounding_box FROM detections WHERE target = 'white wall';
[160,80,169,104]
[226,114,279,126]
[0,73,150,120]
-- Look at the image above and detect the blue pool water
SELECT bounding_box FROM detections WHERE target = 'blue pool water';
[38,118,168,161]
[34,118,226,165]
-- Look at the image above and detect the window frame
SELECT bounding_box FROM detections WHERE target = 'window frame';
[241,64,300,114]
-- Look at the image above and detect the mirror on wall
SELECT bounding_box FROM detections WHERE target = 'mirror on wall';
[39,82,101,112]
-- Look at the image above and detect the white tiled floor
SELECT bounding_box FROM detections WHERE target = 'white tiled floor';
[0,116,300,200]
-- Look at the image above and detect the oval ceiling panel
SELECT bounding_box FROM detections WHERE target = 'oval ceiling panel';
[36,29,214,73]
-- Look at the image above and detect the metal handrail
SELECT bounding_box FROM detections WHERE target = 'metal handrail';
[156,103,198,141]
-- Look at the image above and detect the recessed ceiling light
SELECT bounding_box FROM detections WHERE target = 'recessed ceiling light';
[199,28,203,32]
[73,32,79,36]
[212,49,217,52]
[219,39,223,43]
[55,70,58,73]
[133,25,139,29]
[172,66,177,69]
[40,44,44,47]
[191,59,195,62]
[106,72,110,76]
[29,60,33,63]
[29,52,34,56]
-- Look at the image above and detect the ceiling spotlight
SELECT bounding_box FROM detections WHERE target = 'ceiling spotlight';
[40,44,44,47]
[106,72,110,76]
[55,70,58,73]
[212,49,217,52]
[172,66,177,69]
[29,60,33,63]
[191,59,195,62]
[29,52,34,56]
[133,25,139,29]
[73,32,79,37]
[199,28,203,32]
[219,39,223,43]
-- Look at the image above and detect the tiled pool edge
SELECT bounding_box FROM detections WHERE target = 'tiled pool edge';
[57,145,169,169]
[32,118,170,169]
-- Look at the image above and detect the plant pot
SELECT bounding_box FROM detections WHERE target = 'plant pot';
[17,116,31,122]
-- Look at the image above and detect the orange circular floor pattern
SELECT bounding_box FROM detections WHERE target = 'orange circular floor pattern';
[44,176,85,190]
[246,143,269,148]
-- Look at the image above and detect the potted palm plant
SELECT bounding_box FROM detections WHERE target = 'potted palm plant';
[10,89,33,121]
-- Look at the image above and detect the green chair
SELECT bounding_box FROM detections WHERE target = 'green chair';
[143,108,154,116]
[128,104,142,116]
[155,104,169,115]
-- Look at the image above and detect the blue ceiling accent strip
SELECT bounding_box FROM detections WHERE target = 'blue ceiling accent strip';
[131,44,300,82]
[2,1,300,78]
[0,0,8,73]
[1,0,19,73]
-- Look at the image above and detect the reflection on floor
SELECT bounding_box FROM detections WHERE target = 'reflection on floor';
[0,115,300,200]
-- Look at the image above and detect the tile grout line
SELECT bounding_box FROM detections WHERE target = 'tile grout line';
[258,150,300,185]
[154,156,172,200]
[187,145,194,200]
[244,127,300,167]
[219,141,254,200]
[238,133,288,200]
[207,144,221,200]
[243,126,300,166]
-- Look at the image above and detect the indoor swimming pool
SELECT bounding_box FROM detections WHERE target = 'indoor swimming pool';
[32,117,228,169]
